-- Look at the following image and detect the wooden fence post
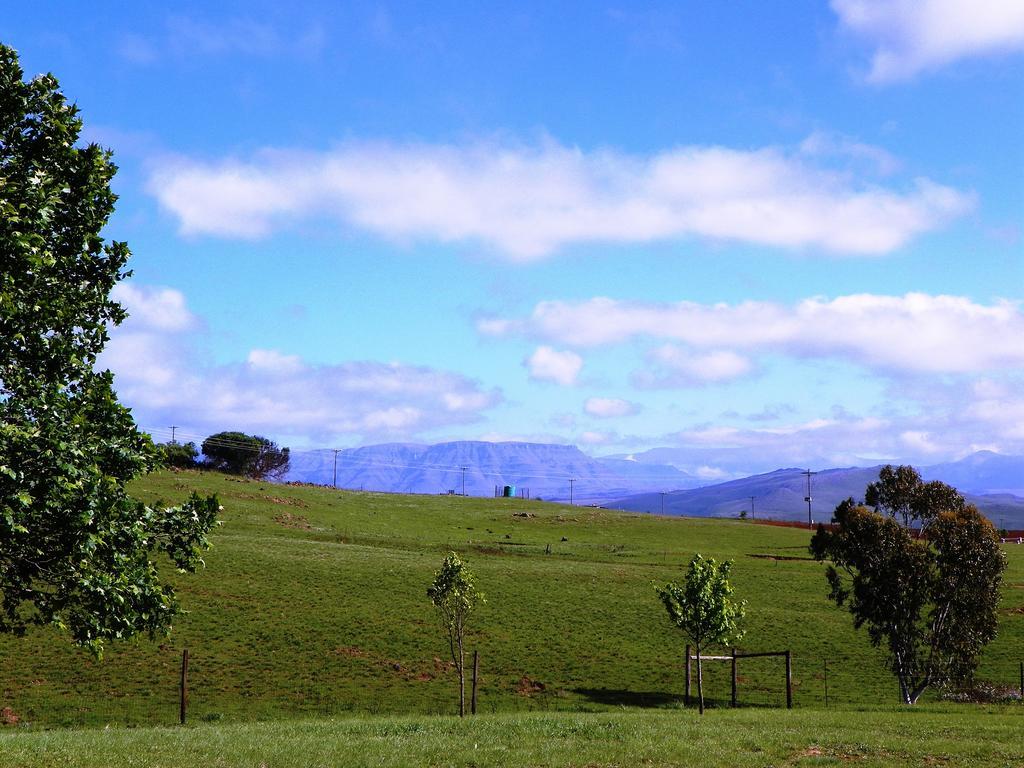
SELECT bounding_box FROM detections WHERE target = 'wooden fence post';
[785,650,792,709]
[684,644,691,707]
[471,649,479,715]
[179,648,189,725]
[731,648,737,708]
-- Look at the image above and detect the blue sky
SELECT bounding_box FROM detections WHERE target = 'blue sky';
[6,1,1024,476]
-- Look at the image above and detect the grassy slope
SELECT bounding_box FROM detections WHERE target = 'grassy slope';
[0,470,1021,728]
[2,709,1023,768]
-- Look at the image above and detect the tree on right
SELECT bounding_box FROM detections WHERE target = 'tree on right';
[811,468,1006,705]
[201,431,290,479]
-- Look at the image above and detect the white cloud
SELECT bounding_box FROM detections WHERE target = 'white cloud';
[525,346,583,386]
[584,397,640,418]
[799,131,901,175]
[148,138,971,258]
[111,284,197,332]
[900,430,943,454]
[965,381,1024,440]
[99,286,501,443]
[642,373,1024,475]
[639,346,755,386]
[833,0,1024,82]
[488,293,1024,375]
[579,430,611,445]
[247,348,304,374]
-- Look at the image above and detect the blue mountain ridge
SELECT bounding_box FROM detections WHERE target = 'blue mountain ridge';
[284,441,1024,527]
[613,458,1024,528]
[285,441,704,503]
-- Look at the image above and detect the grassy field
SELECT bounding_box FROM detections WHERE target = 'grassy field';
[0,469,1021,729]
[2,708,1023,767]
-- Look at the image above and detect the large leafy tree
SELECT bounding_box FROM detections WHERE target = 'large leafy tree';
[0,45,218,655]
[657,554,745,714]
[201,431,290,479]
[811,475,1005,704]
[864,464,966,530]
[428,552,484,717]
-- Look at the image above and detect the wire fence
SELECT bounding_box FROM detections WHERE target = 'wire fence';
[4,647,1020,729]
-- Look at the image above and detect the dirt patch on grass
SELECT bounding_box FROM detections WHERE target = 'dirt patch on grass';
[332,647,451,682]
[333,646,367,657]
[747,553,815,562]
[273,511,314,530]
[235,492,309,508]
[516,676,546,696]
[1,707,20,726]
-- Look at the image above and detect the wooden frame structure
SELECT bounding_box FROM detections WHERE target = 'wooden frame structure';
[684,645,792,709]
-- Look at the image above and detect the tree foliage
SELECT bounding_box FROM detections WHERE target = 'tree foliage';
[811,471,1006,705]
[158,441,199,469]
[864,464,966,529]
[428,552,484,716]
[201,431,290,479]
[657,554,745,713]
[0,45,219,656]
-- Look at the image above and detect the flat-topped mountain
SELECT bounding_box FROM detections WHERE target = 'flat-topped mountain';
[287,440,702,503]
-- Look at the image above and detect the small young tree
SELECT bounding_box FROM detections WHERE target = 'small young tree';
[657,554,745,713]
[428,552,484,716]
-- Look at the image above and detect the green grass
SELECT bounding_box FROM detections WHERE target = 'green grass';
[2,708,1023,767]
[0,470,1021,729]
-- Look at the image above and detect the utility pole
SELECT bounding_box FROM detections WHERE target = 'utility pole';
[461,466,468,497]
[660,491,667,515]
[332,448,341,489]
[802,469,817,528]
[750,496,755,520]
[170,425,178,444]
[569,478,576,506]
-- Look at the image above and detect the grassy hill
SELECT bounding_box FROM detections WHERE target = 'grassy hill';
[0,469,1021,729]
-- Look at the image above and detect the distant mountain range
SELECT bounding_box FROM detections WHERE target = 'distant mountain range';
[285,442,1024,528]
[286,441,703,504]
[613,451,1024,528]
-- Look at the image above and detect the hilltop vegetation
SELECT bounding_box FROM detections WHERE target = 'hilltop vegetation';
[0,469,1020,728]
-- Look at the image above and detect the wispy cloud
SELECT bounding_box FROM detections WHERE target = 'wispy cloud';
[147,138,971,259]
[653,375,1024,474]
[833,0,1024,82]
[635,346,756,387]
[525,346,583,386]
[100,284,501,444]
[483,293,1024,375]
[584,397,639,418]
[117,15,326,64]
